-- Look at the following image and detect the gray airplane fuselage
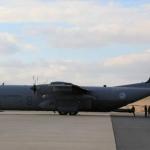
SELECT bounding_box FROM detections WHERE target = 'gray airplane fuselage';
[0,84,149,112]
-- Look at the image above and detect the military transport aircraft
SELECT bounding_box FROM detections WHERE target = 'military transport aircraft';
[0,78,149,115]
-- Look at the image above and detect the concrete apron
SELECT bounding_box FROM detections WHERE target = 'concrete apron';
[0,112,116,150]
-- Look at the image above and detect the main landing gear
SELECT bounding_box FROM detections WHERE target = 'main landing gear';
[58,111,78,116]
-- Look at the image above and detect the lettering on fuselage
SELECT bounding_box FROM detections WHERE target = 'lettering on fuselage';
[119,92,127,100]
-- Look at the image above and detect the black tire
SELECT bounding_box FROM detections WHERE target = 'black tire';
[58,111,68,115]
[69,112,78,116]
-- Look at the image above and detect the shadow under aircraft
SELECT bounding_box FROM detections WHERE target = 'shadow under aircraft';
[0,78,149,115]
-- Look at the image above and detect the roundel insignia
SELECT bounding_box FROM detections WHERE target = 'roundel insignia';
[119,92,126,100]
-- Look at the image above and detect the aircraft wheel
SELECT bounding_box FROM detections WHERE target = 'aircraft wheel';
[69,112,78,116]
[58,111,68,115]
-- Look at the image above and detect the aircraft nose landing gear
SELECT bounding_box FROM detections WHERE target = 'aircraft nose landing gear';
[58,111,68,115]
[58,111,78,116]
[69,111,78,116]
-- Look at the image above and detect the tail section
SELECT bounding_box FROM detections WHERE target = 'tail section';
[118,77,150,88]
[146,78,150,84]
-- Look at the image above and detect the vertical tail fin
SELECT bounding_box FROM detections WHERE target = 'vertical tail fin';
[146,78,150,84]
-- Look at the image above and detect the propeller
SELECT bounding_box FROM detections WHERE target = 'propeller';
[31,76,38,94]
[31,84,37,94]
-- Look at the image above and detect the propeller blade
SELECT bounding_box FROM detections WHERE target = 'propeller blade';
[31,84,37,94]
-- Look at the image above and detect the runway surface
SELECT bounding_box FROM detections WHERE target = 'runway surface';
[111,115,150,150]
[0,111,116,150]
[0,111,150,150]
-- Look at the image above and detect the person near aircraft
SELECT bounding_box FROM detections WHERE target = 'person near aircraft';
[144,105,148,118]
[148,106,150,117]
[131,105,135,117]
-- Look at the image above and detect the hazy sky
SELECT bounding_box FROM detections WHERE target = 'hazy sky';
[0,0,149,85]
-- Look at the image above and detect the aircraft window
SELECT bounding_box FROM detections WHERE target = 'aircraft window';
[42,95,47,99]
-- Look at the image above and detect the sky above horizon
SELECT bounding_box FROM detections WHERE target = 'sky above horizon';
[0,0,150,86]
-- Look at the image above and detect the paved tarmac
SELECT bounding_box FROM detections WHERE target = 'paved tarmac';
[0,111,116,150]
[111,114,150,150]
[1,111,150,150]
